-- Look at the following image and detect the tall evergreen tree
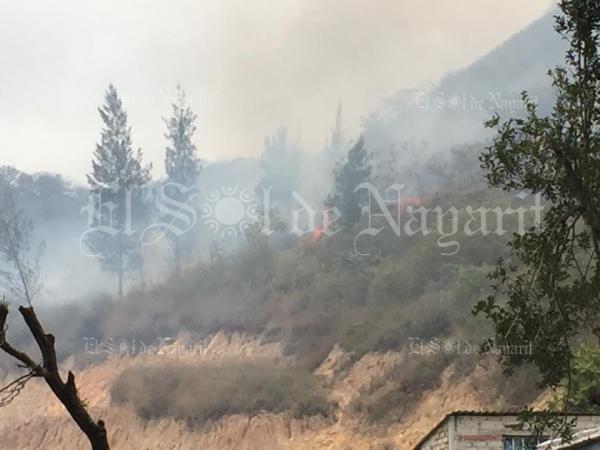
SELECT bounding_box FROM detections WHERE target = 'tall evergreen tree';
[86,84,152,299]
[326,100,345,164]
[327,136,371,228]
[163,85,201,273]
[256,127,300,209]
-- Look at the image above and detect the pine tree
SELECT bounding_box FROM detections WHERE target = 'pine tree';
[327,136,371,228]
[326,100,345,164]
[256,126,300,209]
[85,84,152,299]
[163,85,201,273]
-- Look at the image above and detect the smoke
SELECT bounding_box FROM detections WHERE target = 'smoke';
[0,0,554,180]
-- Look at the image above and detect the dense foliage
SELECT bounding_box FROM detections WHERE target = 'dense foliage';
[474,1,600,438]
[475,0,600,412]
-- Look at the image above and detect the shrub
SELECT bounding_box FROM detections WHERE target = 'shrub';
[557,344,600,413]
[350,354,450,424]
[368,257,422,304]
[111,361,332,426]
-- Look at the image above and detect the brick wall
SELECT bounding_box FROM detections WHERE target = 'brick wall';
[418,422,449,450]
[454,415,600,450]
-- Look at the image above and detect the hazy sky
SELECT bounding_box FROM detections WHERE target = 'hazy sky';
[0,0,555,181]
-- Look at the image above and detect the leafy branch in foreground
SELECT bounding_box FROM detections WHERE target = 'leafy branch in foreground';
[475,0,600,439]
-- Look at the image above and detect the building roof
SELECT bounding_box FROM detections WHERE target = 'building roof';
[538,428,600,449]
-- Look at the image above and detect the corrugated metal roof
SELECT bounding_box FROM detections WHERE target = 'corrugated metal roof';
[538,428,600,449]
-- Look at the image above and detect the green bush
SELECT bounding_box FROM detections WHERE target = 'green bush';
[368,256,422,304]
[271,249,319,293]
[557,344,600,413]
[111,361,332,426]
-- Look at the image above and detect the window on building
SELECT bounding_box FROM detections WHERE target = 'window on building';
[502,435,549,450]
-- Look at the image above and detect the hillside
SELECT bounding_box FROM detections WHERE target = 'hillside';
[0,7,572,449]
[363,9,565,153]
[0,331,543,450]
[0,164,548,449]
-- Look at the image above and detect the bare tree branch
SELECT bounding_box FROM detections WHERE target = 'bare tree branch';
[0,194,43,306]
[0,302,110,450]
[0,371,35,407]
[0,302,43,375]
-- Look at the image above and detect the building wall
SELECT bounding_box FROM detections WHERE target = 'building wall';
[576,443,600,450]
[416,415,600,450]
[417,421,449,450]
[454,415,536,449]
[453,415,600,450]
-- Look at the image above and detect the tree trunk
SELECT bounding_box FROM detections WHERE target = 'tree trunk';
[174,240,181,275]
[0,304,110,449]
[117,234,124,300]
[117,268,123,300]
[139,256,146,291]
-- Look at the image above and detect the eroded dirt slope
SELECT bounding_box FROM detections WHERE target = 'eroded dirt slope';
[0,333,517,450]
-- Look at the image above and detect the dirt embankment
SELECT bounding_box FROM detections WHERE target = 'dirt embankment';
[0,333,516,450]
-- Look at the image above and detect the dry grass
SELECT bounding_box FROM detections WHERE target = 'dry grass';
[111,360,332,426]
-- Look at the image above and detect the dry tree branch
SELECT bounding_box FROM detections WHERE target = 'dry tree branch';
[0,371,35,407]
[0,302,110,450]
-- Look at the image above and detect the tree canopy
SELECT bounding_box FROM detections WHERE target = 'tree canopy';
[475,0,600,431]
